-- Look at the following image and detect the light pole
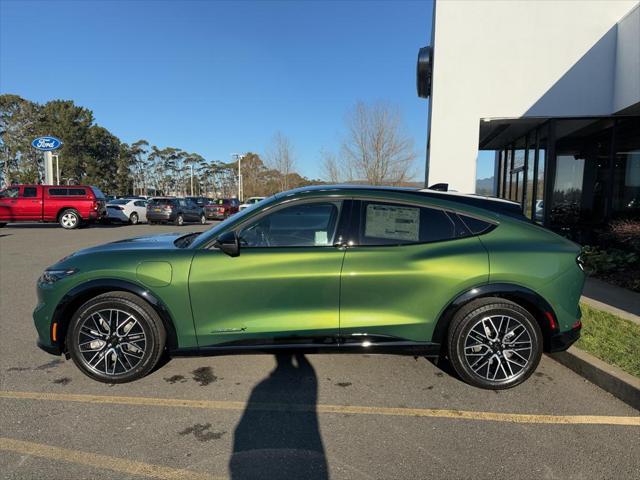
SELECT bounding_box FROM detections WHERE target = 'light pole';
[232,153,245,201]
[190,163,194,196]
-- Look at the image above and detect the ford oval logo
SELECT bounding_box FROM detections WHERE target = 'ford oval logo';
[32,136,63,151]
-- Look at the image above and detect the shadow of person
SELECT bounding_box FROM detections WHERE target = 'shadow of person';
[229,353,328,480]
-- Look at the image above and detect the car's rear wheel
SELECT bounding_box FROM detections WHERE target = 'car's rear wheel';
[200,214,206,224]
[59,209,80,229]
[129,212,139,225]
[175,214,184,226]
[447,298,542,390]
[66,291,166,383]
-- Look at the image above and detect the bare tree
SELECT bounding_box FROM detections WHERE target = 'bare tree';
[266,131,296,191]
[320,148,342,184]
[341,101,416,185]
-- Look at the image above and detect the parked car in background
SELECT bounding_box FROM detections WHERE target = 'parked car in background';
[205,198,240,220]
[147,197,206,225]
[185,196,214,208]
[106,198,148,224]
[239,196,266,211]
[33,185,585,386]
[0,184,106,229]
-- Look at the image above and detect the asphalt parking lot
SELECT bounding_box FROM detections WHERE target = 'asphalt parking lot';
[0,222,638,480]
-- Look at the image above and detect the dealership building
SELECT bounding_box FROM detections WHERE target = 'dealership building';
[418,0,640,239]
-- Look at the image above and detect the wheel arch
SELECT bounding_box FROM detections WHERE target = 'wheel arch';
[432,283,558,352]
[56,207,81,221]
[52,279,178,353]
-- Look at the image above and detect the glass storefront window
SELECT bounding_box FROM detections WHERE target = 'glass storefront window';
[524,134,536,219]
[612,117,640,220]
[535,126,547,224]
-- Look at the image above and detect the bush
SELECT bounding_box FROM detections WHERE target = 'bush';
[581,246,637,275]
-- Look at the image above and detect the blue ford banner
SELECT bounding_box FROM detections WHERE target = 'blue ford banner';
[32,136,63,151]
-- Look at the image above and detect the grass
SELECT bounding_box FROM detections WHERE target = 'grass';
[575,303,640,378]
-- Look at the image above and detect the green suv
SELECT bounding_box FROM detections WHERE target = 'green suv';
[33,186,585,389]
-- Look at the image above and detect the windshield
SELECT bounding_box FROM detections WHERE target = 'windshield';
[189,194,279,249]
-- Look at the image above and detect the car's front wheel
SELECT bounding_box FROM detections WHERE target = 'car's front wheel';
[175,214,184,226]
[447,298,542,390]
[66,291,166,383]
[200,214,206,224]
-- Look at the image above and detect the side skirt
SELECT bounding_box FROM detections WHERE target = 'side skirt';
[170,341,441,358]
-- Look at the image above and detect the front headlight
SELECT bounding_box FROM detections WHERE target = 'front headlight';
[39,268,78,285]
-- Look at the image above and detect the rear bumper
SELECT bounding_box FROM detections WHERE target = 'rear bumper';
[147,212,174,222]
[548,323,581,353]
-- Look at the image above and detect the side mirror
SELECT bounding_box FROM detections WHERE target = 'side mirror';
[214,231,240,257]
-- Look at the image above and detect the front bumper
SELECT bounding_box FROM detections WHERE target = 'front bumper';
[37,340,62,356]
[205,211,225,219]
[548,322,581,352]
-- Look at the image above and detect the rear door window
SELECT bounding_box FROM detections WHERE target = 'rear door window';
[23,187,38,197]
[358,200,457,246]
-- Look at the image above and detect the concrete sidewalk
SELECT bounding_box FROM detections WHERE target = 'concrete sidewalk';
[581,277,640,325]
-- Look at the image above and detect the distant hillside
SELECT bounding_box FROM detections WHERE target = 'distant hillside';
[476,177,495,196]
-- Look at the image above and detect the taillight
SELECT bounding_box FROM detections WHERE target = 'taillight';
[92,201,98,210]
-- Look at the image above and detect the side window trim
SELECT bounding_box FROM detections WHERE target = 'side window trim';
[212,197,352,250]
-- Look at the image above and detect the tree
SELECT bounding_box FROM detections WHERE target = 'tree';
[320,148,342,184]
[130,140,149,195]
[266,131,296,192]
[341,101,416,185]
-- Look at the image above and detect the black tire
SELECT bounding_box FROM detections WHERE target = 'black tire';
[59,209,81,229]
[447,297,542,390]
[175,214,184,226]
[66,291,166,383]
[200,214,206,225]
[129,212,139,225]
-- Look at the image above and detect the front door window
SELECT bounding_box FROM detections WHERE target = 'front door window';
[239,201,342,248]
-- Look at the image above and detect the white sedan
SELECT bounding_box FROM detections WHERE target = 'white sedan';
[106,198,148,224]
[239,196,266,211]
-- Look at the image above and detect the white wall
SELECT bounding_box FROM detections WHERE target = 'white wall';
[428,0,640,193]
[614,3,640,113]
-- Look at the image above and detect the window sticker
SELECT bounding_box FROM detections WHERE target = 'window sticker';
[315,231,329,245]
[364,204,420,241]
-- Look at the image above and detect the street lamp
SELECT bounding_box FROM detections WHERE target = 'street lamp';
[232,153,245,201]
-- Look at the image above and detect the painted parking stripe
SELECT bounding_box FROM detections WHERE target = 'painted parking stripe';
[0,437,223,480]
[1,390,638,426]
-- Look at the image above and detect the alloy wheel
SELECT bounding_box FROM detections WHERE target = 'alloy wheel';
[463,314,533,382]
[77,308,147,376]
[61,212,78,228]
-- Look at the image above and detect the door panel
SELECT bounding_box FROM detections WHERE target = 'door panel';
[189,248,345,347]
[16,186,42,219]
[340,238,488,343]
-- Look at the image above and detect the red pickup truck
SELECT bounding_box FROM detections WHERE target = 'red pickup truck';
[0,184,107,229]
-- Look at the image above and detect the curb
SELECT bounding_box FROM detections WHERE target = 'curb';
[548,347,640,411]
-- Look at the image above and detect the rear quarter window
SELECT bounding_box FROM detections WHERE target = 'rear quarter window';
[48,188,68,196]
[458,215,495,235]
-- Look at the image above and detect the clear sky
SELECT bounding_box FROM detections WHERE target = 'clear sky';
[0,0,435,181]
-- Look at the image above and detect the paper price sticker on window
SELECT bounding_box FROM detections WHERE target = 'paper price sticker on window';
[365,204,420,241]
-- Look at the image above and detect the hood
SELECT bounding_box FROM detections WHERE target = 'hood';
[70,232,188,256]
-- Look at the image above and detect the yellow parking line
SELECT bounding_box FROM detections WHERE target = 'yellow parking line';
[0,390,638,426]
[0,437,223,480]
